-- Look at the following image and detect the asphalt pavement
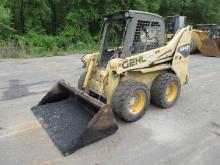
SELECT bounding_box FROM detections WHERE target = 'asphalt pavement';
[0,54,220,165]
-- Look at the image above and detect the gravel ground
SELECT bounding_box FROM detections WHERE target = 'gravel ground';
[0,54,220,165]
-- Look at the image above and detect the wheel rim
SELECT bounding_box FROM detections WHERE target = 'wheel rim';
[165,82,178,102]
[128,90,145,114]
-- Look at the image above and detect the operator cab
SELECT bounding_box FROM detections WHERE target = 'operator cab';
[99,10,165,67]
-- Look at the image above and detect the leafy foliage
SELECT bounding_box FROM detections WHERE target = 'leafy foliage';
[0,0,220,57]
[0,4,15,40]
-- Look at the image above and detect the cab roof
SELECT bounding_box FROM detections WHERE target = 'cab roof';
[104,10,164,20]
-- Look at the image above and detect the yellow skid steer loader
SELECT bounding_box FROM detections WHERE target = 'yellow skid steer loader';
[32,10,192,155]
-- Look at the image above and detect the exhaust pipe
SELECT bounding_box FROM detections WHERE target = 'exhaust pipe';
[31,80,118,156]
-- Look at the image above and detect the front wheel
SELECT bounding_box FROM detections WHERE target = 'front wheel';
[112,80,150,122]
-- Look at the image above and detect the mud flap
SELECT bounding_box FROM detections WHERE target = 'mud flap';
[31,80,118,156]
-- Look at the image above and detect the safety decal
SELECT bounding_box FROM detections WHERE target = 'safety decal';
[177,44,190,57]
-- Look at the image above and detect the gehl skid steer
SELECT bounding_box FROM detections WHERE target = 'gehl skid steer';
[32,10,192,156]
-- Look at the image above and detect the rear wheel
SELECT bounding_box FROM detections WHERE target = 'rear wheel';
[112,80,150,122]
[78,71,87,90]
[151,73,181,108]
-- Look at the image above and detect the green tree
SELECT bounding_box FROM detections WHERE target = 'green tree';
[0,4,15,40]
[24,0,52,33]
[1,0,220,57]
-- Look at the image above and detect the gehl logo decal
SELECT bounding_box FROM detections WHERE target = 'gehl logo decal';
[122,54,156,69]
[122,56,146,69]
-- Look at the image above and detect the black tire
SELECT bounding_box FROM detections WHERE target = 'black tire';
[112,80,150,122]
[78,71,87,90]
[151,73,181,108]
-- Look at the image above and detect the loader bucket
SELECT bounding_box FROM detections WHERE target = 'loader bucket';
[31,80,118,156]
[192,30,220,57]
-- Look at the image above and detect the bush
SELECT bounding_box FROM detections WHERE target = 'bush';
[19,31,58,50]
[17,31,61,56]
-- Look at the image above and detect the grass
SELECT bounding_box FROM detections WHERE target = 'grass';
[0,42,26,58]
[0,41,99,58]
